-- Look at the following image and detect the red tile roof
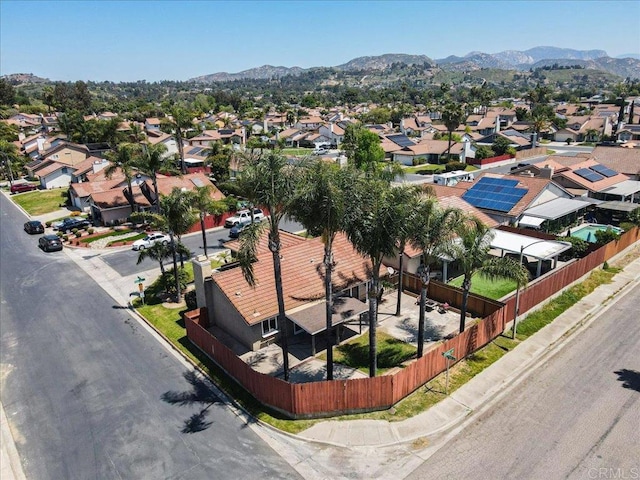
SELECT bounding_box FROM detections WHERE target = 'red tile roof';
[213,233,372,325]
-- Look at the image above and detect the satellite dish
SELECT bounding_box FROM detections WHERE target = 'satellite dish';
[387,267,395,275]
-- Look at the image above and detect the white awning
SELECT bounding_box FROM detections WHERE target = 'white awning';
[518,215,546,228]
[490,229,573,260]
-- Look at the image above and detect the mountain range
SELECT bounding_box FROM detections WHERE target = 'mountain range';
[189,46,640,83]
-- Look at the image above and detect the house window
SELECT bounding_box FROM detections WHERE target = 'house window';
[261,317,278,337]
[292,323,304,335]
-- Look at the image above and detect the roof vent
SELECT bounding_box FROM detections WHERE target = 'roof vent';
[235,291,242,296]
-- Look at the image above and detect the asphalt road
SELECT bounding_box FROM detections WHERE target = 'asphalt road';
[102,216,304,277]
[406,282,640,480]
[0,194,301,479]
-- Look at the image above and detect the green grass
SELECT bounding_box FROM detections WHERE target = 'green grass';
[319,331,417,374]
[106,232,146,246]
[80,228,133,243]
[281,148,313,156]
[12,189,68,215]
[404,164,445,174]
[448,273,517,300]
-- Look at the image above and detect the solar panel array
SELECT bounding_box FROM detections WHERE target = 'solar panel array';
[462,177,528,213]
[589,164,618,178]
[188,146,205,155]
[574,168,604,183]
[387,134,415,148]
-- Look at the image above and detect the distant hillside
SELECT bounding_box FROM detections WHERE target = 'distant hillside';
[1,73,50,85]
[524,46,608,63]
[528,57,640,79]
[336,53,434,71]
[617,53,640,60]
[191,65,306,83]
[189,47,638,83]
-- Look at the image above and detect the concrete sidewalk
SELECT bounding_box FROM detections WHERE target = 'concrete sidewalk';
[298,246,640,447]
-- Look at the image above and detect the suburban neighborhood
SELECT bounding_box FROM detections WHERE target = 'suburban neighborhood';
[1,1,639,477]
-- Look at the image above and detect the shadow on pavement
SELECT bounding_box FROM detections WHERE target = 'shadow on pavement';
[162,370,222,433]
[614,369,640,392]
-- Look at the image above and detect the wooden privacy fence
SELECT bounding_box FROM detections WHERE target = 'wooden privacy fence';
[185,305,507,418]
[184,227,639,418]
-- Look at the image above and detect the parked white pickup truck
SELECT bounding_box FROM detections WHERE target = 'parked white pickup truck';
[224,208,265,227]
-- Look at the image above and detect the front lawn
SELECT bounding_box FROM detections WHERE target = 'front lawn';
[281,148,313,156]
[12,189,68,215]
[448,273,517,300]
[404,164,445,174]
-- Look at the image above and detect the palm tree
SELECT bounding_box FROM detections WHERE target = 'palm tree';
[133,142,172,213]
[531,112,550,144]
[190,185,225,258]
[389,185,423,317]
[441,102,466,163]
[169,106,193,174]
[290,159,352,380]
[344,177,408,377]
[138,188,196,302]
[236,151,299,381]
[136,242,171,275]
[445,216,529,333]
[104,143,139,214]
[408,194,460,357]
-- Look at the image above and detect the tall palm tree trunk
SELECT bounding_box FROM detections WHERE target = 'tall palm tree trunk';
[269,231,290,381]
[324,243,334,380]
[200,214,208,257]
[459,276,471,333]
[417,266,430,358]
[169,232,181,303]
[177,132,186,174]
[446,134,453,163]
[367,266,381,378]
[126,179,136,213]
[395,245,405,316]
[152,177,160,213]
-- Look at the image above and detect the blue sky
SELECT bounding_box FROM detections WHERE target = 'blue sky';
[1,0,638,82]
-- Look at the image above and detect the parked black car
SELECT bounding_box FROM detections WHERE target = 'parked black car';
[24,220,45,234]
[54,217,91,232]
[38,234,63,252]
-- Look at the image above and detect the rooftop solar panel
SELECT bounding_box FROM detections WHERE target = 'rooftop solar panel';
[187,146,204,155]
[574,168,604,183]
[589,164,618,178]
[387,134,415,148]
[462,177,527,213]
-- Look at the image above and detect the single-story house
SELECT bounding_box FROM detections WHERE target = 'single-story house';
[200,232,373,353]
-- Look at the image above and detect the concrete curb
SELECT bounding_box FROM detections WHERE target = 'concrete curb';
[0,402,26,480]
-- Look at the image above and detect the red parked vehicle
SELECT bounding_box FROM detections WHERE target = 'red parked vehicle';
[10,183,38,194]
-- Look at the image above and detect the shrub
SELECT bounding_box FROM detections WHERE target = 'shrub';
[46,221,52,228]
[475,146,494,160]
[445,161,466,172]
[619,222,634,232]
[71,228,78,235]
[62,234,69,242]
[557,236,589,260]
[87,227,95,234]
[156,268,190,297]
[595,228,621,245]
[70,211,80,217]
[185,290,197,310]
[56,231,63,238]
[75,231,82,238]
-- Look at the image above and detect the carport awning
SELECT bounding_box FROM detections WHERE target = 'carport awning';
[519,215,546,228]
[287,297,368,335]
